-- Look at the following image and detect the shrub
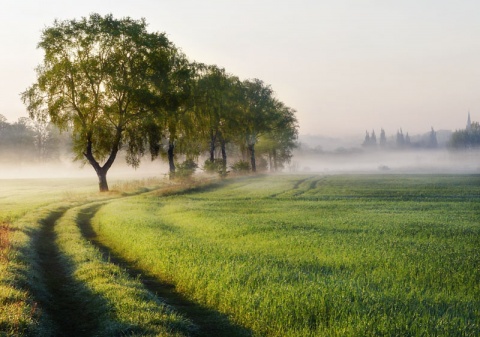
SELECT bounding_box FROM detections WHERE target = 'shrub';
[175,159,198,180]
[203,159,229,178]
[203,159,223,174]
[230,160,250,174]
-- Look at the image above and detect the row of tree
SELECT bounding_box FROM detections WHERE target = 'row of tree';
[21,14,298,191]
[0,115,67,162]
[362,128,438,149]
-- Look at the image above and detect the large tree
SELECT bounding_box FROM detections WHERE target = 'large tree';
[240,79,278,172]
[22,14,176,191]
[256,101,298,171]
[193,65,242,173]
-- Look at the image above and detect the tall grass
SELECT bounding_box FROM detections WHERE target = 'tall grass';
[1,206,59,336]
[52,203,195,336]
[92,174,480,336]
[0,177,174,336]
[0,179,85,336]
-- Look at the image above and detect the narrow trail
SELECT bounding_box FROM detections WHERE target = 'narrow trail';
[36,209,100,337]
[77,204,252,337]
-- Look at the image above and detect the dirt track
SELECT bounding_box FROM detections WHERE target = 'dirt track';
[33,197,251,337]
[36,209,100,336]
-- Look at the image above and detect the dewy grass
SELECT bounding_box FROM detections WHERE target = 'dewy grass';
[0,177,176,336]
[53,203,195,336]
[0,179,107,336]
[92,174,480,337]
[1,206,60,336]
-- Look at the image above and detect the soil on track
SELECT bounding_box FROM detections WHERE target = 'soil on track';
[0,222,11,262]
[78,204,252,337]
[36,209,101,337]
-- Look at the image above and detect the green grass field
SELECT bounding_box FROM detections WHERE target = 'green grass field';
[93,174,480,336]
[1,174,479,336]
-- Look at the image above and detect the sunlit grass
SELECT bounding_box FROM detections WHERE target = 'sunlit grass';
[1,207,58,336]
[53,203,194,336]
[93,174,480,336]
[0,177,175,336]
[0,179,93,336]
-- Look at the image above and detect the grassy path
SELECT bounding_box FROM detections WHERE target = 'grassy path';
[77,203,252,337]
[20,179,250,336]
[36,209,100,336]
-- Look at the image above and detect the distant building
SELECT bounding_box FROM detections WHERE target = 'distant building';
[467,111,472,130]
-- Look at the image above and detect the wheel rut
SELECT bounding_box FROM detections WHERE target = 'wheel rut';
[36,209,100,337]
[77,204,252,337]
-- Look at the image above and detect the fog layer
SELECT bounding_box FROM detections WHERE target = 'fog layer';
[290,149,480,175]
[1,148,478,181]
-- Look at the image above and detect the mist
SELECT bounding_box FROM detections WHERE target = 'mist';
[0,152,170,181]
[1,133,479,182]
[1,148,478,183]
[290,149,480,175]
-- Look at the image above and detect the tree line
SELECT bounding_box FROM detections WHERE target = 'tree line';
[448,121,480,149]
[362,127,440,149]
[0,115,68,162]
[21,14,298,191]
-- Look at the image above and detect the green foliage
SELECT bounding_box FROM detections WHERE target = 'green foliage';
[230,160,251,174]
[174,159,198,180]
[93,174,480,337]
[203,158,228,177]
[22,13,179,191]
[21,14,299,186]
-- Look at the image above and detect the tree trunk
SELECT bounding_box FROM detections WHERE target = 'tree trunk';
[97,169,109,192]
[83,132,121,192]
[248,144,256,173]
[220,138,227,173]
[273,150,278,172]
[209,130,216,162]
[168,142,175,179]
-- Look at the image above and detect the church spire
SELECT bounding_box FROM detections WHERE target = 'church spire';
[467,111,471,130]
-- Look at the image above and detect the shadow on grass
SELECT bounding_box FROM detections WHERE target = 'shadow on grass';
[78,204,253,337]
[35,209,107,337]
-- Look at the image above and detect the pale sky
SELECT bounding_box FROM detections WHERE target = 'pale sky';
[1,0,479,137]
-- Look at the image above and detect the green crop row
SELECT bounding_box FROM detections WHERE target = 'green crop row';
[91,174,480,336]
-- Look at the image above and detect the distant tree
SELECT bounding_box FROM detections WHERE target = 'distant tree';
[428,127,438,148]
[22,14,178,191]
[362,129,377,148]
[0,114,6,129]
[0,117,36,161]
[362,131,370,147]
[449,121,480,149]
[396,129,405,148]
[370,129,377,146]
[405,132,411,147]
[29,120,64,162]
[379,128,387,148]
